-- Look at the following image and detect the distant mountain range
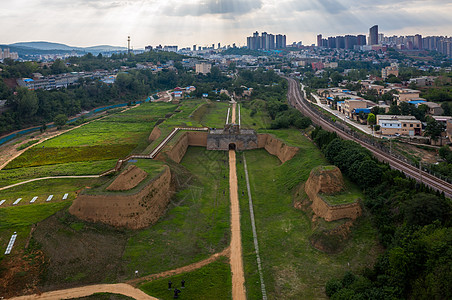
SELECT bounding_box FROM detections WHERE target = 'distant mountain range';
[1,41,128,56]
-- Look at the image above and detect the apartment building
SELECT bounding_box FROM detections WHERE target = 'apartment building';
[377,115,422,136]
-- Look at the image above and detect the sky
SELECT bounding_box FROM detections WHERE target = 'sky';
[1,0,451,48]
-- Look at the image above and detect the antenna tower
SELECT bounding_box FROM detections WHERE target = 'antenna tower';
[128,36,131,54]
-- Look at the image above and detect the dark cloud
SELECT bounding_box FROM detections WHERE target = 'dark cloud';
[168,0,262,17]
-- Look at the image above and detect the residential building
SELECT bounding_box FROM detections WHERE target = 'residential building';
[382,63,399,79]
[195,62,212,75]
[393,89,421,104]
[377,115,422,136]
[424,102,444,116]
[342,98,376,119]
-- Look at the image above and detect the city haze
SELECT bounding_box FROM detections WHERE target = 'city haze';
[1,0,452,48]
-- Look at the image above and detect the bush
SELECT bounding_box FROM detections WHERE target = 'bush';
[326,278,343,297]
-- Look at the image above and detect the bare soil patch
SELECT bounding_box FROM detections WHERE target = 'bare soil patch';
[31,211,129,292]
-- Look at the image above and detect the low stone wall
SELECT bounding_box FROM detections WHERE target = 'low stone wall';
[161,131,208,163]
[305,166,361,222]
[257,134,299,163]
[69,166,172,230]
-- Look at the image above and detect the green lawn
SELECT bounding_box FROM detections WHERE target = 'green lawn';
[321,178,363,206]
[236,144,380,299]
[122,147,230,278]
[140,258,232,300]
[197,101,230,128]
[239,105,272,130]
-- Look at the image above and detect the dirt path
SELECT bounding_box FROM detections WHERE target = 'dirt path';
[128,247,230,286]
[8,283,157,300]
[229,149,246,299]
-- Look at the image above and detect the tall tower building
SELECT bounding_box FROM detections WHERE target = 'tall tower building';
[369,25,378,45]
[357,35,367,46]
[317,34,323,47]
[414,34,423,49]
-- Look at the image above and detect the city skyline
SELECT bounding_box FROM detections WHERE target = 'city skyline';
[1,0,452,48]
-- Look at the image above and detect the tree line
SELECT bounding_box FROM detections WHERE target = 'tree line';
[310,128,451,299]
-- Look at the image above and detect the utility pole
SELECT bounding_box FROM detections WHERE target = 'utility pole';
[419,160,423,186]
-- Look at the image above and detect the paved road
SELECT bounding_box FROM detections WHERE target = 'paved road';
[286,77,452,198]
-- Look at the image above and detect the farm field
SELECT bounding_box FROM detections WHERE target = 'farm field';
[0,159,116,187]
[0,102,177,185]
[235,141,381,299]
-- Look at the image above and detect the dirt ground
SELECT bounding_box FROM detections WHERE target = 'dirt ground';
[9,283,157,300]
[31,211,129,292]
[395,142,439,164]
[229,149,246,300]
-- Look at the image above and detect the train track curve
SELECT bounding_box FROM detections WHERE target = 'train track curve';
[285,77,452,198]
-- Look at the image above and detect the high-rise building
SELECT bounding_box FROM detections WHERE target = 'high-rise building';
[336,36,345,49]
[369,25,378,45]
[317,34,323,47]
[414,34,423,49]
[218,43,221,49]
[357,35,367,46]
[344,35,357,49]
[247,32,285,50]
[193,45,196,51]
[327,37,336,48]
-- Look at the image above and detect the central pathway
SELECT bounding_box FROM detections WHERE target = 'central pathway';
[229,101,246,299]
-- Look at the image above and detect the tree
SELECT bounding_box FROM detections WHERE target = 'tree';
[15,87,38,118]
[424,116,445,142]
[404,193,451,226]
[54,114,68,129]
[367,113,376,125]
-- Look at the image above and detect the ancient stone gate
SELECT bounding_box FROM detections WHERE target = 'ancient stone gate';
[207,124,259,151]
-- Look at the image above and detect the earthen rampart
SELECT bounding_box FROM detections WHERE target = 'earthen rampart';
[160,131,208,163]
[148,127,161,142]
[106,165,148,191]
[305,166,361,221]
[69,166,172,229]
[257,134,299,163]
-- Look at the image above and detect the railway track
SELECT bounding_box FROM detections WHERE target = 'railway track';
[285,77,452,198]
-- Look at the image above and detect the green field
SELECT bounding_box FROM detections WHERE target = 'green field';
[140,258,232,300]
[0,201,71,260]
[122,147,230,277]
[236,138,380,299]
[0,177,107,206]
[0,102,177,186]
[321,178,363,206]
[144,100,206,154]
[240,105,272,130]
[0,160,116,187]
